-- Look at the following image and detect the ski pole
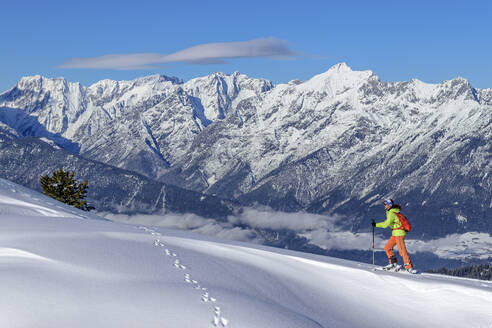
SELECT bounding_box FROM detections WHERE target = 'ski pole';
[372,223,375,265]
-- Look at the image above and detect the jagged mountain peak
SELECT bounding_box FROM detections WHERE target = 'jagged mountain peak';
[14,75,69,91]
[18,74,54,83]
[318,62,373,77]
[435,76,479,102]
[185,70,272,87]
[88,73,182,89]
[182,71,273,123]
[131,74,183,85]
[292,63,374,96]
[328,62,353,72]
[185,71,235,84]
[18,74,44,83]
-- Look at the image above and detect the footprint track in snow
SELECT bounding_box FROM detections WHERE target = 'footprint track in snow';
[184,273,208,291]
[174,259,187,270]
[201,291,217,303]
[212,306,229,327]
[153,239,166,247]
[138,226,229,327]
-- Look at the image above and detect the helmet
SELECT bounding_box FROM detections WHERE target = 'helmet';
[383,199,393,207]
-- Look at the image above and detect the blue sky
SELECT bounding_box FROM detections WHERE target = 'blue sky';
[1,0,491,91]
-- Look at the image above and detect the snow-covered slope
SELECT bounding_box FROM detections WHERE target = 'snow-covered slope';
[1,179,491,328]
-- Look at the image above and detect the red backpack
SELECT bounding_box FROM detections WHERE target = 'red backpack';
[394,213,412,232]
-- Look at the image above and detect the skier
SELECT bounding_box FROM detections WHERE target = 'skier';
[372,199,414,272]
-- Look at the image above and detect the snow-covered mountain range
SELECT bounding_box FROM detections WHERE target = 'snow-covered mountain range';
[1,178,491,328]
[0,63,490,240]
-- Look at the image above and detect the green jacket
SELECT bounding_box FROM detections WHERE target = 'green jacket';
[375,208,406,237]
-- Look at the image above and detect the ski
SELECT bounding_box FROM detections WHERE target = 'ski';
[372,266,419,274]
[372,264,401,272]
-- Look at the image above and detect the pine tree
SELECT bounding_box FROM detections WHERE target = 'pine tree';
[426,264,492,281]
[40,168,94,211]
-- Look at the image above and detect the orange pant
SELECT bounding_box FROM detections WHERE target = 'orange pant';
[384,235,413,269]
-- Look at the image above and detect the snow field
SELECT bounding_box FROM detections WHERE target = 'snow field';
[0,178,492,327]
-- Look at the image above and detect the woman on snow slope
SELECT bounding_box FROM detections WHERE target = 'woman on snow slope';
[372,199,414,272]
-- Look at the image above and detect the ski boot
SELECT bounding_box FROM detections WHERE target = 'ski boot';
[404,264,417,274]
[383,263,401,272]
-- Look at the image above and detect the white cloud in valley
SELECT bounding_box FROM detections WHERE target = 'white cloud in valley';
[102,207,492,261]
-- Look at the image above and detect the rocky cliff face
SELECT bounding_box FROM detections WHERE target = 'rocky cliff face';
[0,124,236,218]
[1,63,490,238]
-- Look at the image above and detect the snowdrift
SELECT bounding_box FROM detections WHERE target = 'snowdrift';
[0,178,491,328]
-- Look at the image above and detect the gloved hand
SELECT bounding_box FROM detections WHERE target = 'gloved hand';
[371,219,376,227]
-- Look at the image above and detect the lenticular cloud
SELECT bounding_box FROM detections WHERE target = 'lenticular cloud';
[60,38,297,70]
